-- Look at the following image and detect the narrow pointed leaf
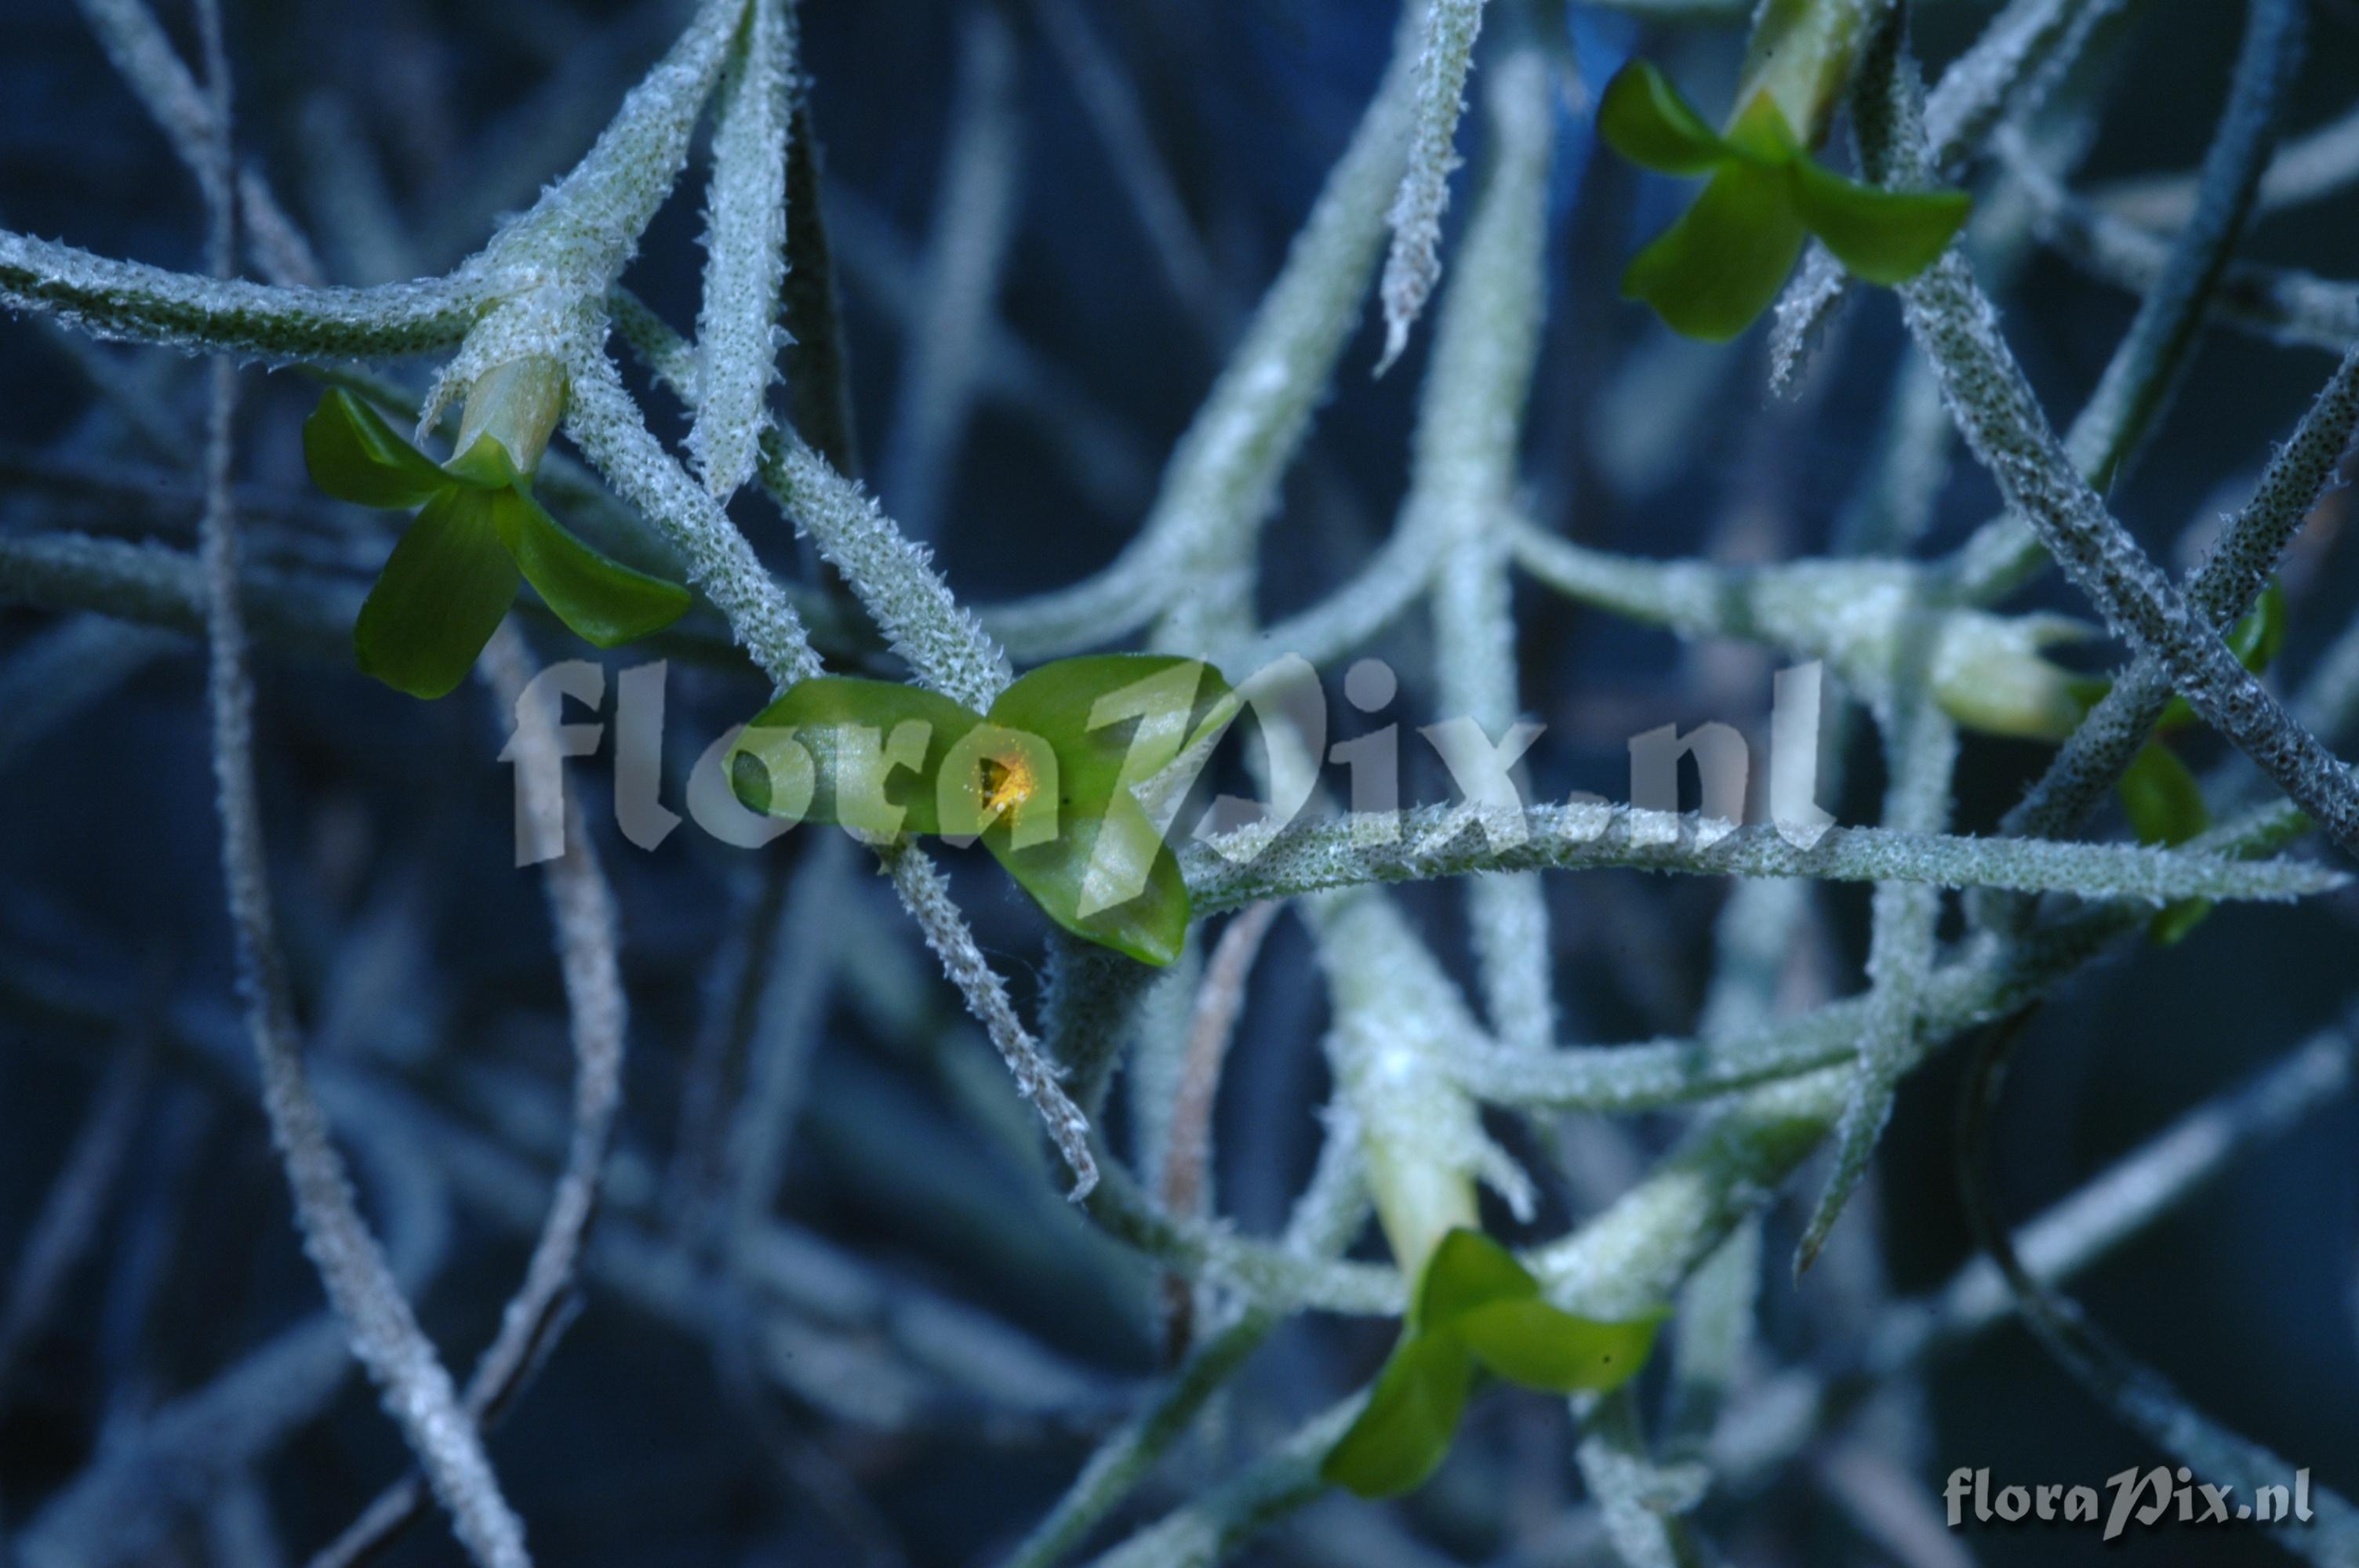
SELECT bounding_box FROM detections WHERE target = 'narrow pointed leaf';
[690,0,794,498]
[354,487,520,699]
[1415,1227,1537,1329]
[473,0,752,303]
[1787,157,1970,286]
[1455,1301,1663,1394]
[489,488,692,648]
[304,388,450,509]
[1621,160,1808,342]
[730,677,983,839]
[1597,61,1734,177]
[1320,1331,1474,1500]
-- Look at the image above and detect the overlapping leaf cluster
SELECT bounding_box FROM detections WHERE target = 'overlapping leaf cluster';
[305,389,689,698]
[726,655,1230,965]
[1602,59,1970,339]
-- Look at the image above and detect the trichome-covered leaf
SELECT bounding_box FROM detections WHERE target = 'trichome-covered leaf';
[2160,583,2288,735]
[2121,741,2217,944]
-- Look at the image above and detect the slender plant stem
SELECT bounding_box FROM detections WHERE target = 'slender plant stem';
[184,12,526,1563]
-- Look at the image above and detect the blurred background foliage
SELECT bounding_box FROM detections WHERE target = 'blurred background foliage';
[2,0,2357,1564]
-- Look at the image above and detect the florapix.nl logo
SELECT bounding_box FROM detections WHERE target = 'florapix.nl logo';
[496,652,1843,908]
[1946,1465,2317,1543]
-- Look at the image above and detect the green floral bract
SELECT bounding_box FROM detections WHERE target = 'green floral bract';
[1598,60,1972,342]
[1321,1229,1663,1499]
[304,388,693,699]
[726,655,1231,966]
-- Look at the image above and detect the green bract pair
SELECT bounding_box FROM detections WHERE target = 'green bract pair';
[2115,584,2288,945]
[304,388,692,699]
[1321,1229,1664,1499]
[726,655,1233,967]
[1599,60,1972,342]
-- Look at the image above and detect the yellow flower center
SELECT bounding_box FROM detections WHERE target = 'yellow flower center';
[980,752,1036,817]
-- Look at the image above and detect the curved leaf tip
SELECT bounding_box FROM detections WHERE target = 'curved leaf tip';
[1598,61,1732,177]
[1322,1229,1666,1498]
[491,490,692,648]
[304,388,447,510]
[1788,158,1971,285]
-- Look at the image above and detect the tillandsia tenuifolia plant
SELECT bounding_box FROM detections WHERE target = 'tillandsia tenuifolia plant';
[1601,0,1972,339]
[9,0,2359,1563]
[1322,1229,1664,1497]
[305,370,692,699]
[726,655,1233,965]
